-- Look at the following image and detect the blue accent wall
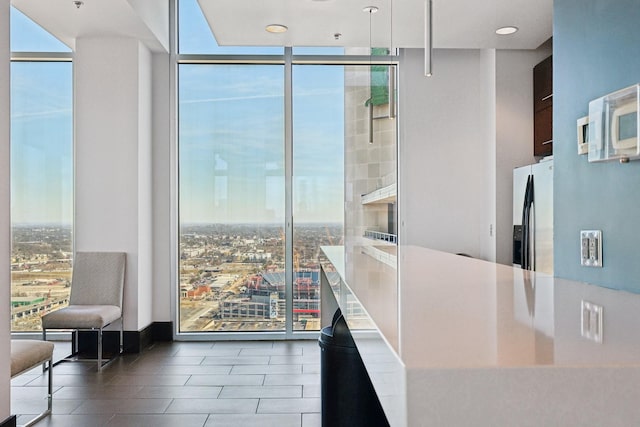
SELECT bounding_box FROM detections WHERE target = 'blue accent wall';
[554,0,640,292]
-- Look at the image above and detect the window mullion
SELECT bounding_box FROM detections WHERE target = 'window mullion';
[284,47,294,337]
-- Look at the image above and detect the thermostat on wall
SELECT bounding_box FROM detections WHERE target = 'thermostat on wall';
[577,116,589,155]
[588,84,640,163]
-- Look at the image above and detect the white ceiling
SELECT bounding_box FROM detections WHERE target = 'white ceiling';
[11,0,552,53]
[198,0,553,50]
[11,0,169,52]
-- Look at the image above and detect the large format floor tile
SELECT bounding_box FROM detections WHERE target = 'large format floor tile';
[11,340,322,427]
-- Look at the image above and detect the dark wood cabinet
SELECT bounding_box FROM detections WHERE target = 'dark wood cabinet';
[533,55,553,156]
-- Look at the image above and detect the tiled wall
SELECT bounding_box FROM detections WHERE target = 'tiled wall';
[344,65,397,245]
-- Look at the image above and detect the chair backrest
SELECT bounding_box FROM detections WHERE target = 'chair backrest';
[69,252,126,307]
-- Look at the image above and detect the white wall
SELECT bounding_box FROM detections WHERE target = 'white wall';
[75,37,153,331]
[495,47,552,265]
[399,47,552,263]
[479,49,497,262]
[399,48,495,258]
[0,0,11,420]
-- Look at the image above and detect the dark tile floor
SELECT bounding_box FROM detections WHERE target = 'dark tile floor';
[11,340,321,427]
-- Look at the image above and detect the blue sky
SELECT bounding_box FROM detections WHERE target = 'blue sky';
[10,1,345,225]
[179,63,345,224]
[178,0,345,224]
[10,7,73,225]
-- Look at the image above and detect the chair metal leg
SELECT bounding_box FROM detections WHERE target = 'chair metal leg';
[22,359,52,427]
[42,329,47,373]
[47,323,123,372]
[46,358,52,412]
[97,328,103,371]
[120,317,124,355]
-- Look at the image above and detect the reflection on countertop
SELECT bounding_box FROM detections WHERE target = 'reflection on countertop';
[320,245,640,426]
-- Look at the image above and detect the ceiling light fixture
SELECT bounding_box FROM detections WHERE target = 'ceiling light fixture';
[265,24,288,34]
[72,0,84,8]
[496,26,518,35]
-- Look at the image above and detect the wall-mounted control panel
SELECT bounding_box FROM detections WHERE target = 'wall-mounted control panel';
[580,230,602,267]
[588,84,640,163]
[577,115,589,155]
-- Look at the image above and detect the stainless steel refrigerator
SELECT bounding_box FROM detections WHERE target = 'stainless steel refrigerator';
[513,159,553,274]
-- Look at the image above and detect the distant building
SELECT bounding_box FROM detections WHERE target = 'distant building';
[185,285,210,299]
[11,296,45,308]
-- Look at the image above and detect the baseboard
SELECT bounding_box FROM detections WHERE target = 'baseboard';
[152,321,173,342]
[76,321,174,355]
[0,415,16,427]
[123,323,154,353]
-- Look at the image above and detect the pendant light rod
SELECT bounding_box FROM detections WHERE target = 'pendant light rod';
[389,66,396,119]
[424,0,433,77]
[390,0,393,53]
[364,5,377,144]
[389,0,395,119]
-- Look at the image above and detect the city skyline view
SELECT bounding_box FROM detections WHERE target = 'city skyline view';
[10,2,348,333]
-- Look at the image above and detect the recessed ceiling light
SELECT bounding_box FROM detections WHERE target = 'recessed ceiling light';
[496,26,518,35]
[266,24,288,34]
[362,6,379,13]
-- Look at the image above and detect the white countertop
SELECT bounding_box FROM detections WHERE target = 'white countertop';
[320,245,640,426]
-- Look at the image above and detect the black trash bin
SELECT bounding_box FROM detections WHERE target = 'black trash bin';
[318,309,389,427]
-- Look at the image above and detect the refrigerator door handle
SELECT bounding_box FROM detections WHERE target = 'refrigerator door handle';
[521,175,531,270]
[529,175,535,271]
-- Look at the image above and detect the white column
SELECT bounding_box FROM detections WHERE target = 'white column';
[0,0,11,420]
[151,51,172,322]
[74,37,153,331]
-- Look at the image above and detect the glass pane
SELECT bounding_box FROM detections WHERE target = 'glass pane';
[343,64,398,322]
[178,0,282,55]
[179,64,285,332]
[11,62,73,332]
[292,65,345,331]
[10,6,71,53]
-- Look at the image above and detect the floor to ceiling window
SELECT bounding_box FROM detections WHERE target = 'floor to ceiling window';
[179,64,287,332]
[10,7,73,332]
[177,0,395,336]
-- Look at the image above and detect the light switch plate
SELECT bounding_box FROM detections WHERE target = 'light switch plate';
[581,300,603,343]
[580,230,603,267]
